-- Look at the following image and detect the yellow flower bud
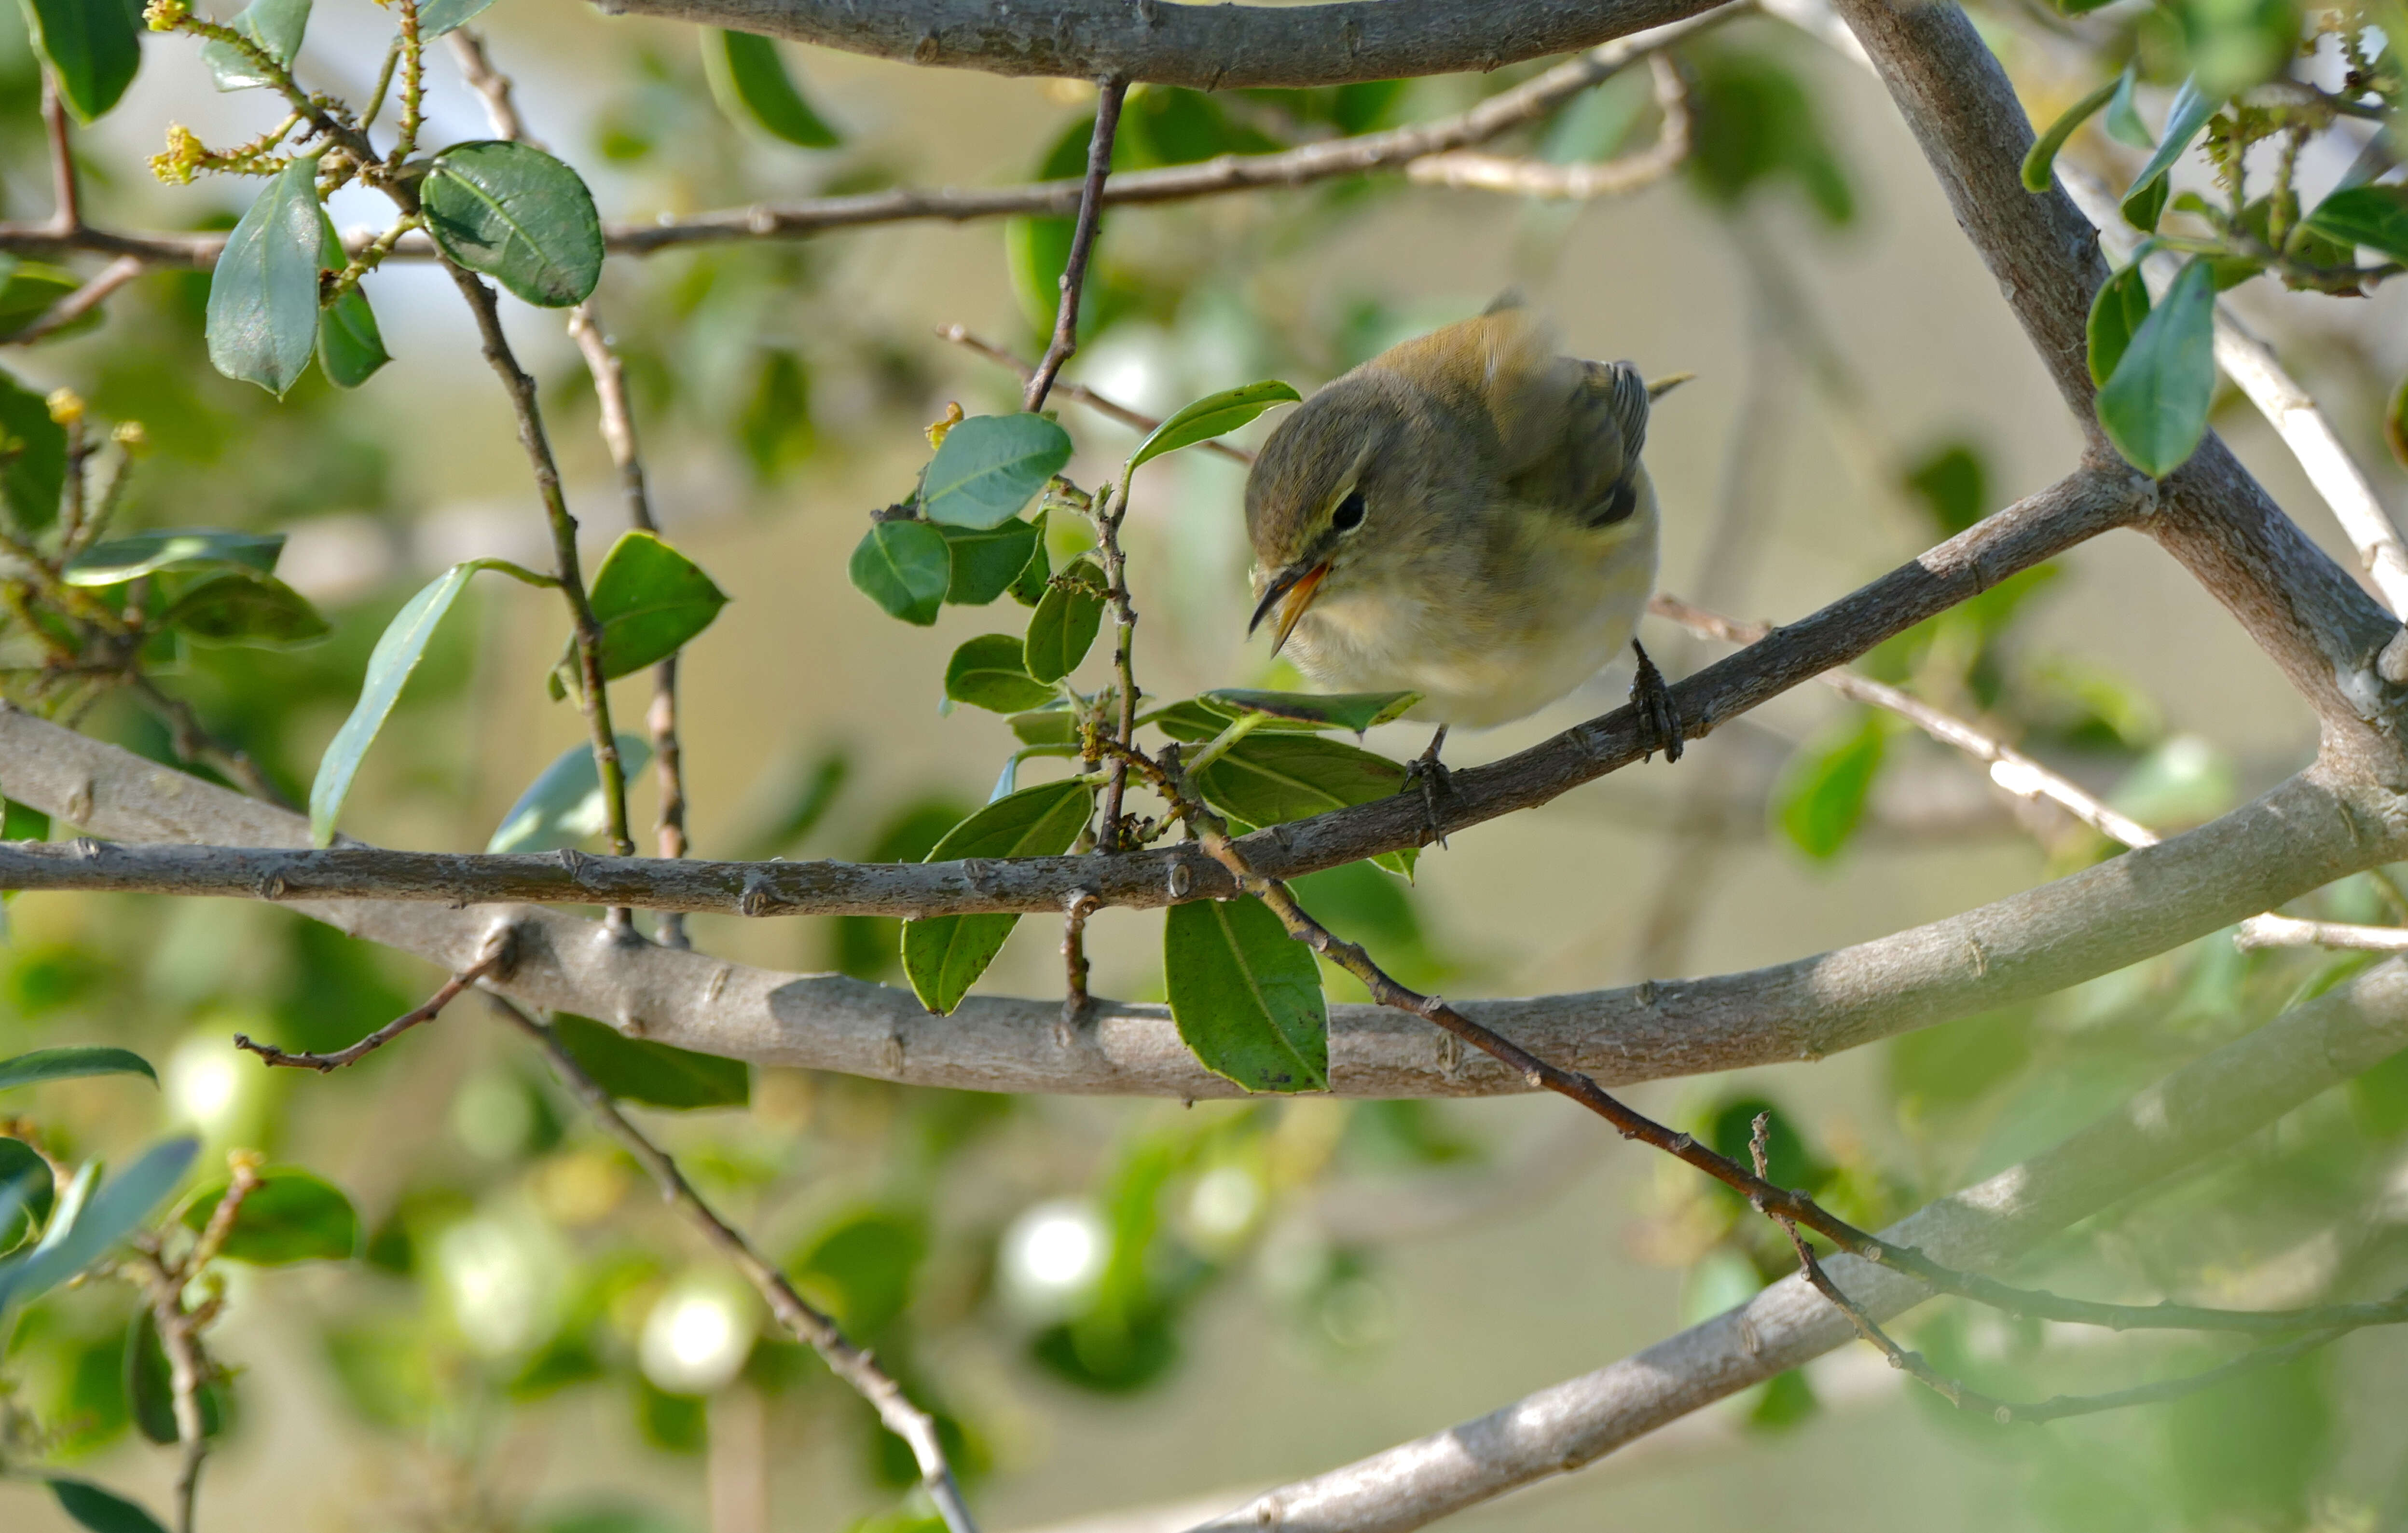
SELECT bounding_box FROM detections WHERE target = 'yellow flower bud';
[926,400,965,449]
[43,388,83,427]
[111,421,151,456]
[151,124,205,186]
[142,0,190,29]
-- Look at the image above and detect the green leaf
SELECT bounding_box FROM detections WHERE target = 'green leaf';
[1198,688,1419,734]
[199,0,309,91]
[1193,733,1413,876]
[1126,381,1301,474]
[2096,257,2216,479]
[316,212,388,388]
[901,781,1094,1014]
[206,155,324,397]
[487,734,653,853]
[849,520,949,626]
[0,1137,51,1250]
[161,570,329,649]
[310,559,551,846]
[2303,185,2408,266]
[2121,77,2210,229]
[64,528,284,586]
[1146,697,1319,742]
[422,141,604,308]
[0,260,101,342]
[1773,711,1887,860]
[547,531,729,698]
[0,1046,156,1092]
[2086,262,2153,389]
[553,1013,749,1109]
[2104,65,2151,146]
[1164,896,1328,1093]
[1900,441,1989,536]
[2385,370,2407,473]
[48,1478,169,1533]
[179,1168,356,1263]
[1023,561,1107,684]
[2020,74,2120,192]
[703,29,841,148]
[938,514,1045,606]
[415,0,500,38]
[22,0,141,122]
[920,414,1073,529]
[0,1137,199,1314]
[1008,708,1077,747]
[125,1305,224,1443]
[791,1206,925,1337]
[944,634,1055,714]
[0,366,67,532]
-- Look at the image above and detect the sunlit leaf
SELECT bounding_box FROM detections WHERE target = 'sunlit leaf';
[1198,688,1419,733]
[1164,896,1328,1093]
[2120,76,2209,230]
[552,1014,749,1109]
[1024,561,1107,684]
[920,414,1073,530]
[901,781,1094,1014]
[64,528,284,586]
[0,1046,156,1092]
[415,0,500,37]
[849,520,950,626]
[486,735,653,853]
[47,1478,169,1533]
[703,29,841,148]
[22,0,141,122]
[944,634,1055,713]
[200,0,309,91]
[546,531,729,700]
[2086,262,2152,389]
[0,1137,199,1314]
[1772,710,1887,860]
[938,514,1045,606]
[2303,184,2408,266]
[1126,381,1300,473]
[422,141,604,308]
[2096,257,2215,478]
[0,366,67,531]
[206,155,324,397]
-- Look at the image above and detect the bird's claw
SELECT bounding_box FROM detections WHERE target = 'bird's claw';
[1401,725,1452,848]
[1631,640,1684,764]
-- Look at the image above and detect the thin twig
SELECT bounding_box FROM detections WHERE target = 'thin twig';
[1404,55,1690,199]
[1090,482,1141,855]
[125,1155,261,1533]
[1024,77,1126,413]
[936,326,1252,464]
[5,255,143,344]
[234,942,509,1071]
[489,994,981,1533]
[2234,914,2408,952]
[41,75,77,234]
[445,29,531,144]
[129,672,296,811]
[1061,889,1100,1028]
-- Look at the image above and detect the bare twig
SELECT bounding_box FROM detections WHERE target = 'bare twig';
[129,672,296,811]
[5,255,140,344]
[41,75,77,234]
[2234,914,2408,952]
[445,29,531,144]
[234,941,510,1071]
[489,995,981,1533]
[125,1155,261,1533]
[1404,55,1690,199]
[1061,889,1100,1028]
[937,326,1252,464]
[1024,78,1127,413]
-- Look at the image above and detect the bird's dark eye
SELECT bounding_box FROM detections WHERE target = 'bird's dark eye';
[1331,490,1366,532]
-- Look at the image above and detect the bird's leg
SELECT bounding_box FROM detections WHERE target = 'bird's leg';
[1630,640,1684,763]
[1401,724,1452,847]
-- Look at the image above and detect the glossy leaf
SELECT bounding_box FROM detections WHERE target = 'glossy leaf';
[2303,185,2408,266]
[2120,77,2210,229]
[310,559,553,845]
[200,0,309,91]
[553,1013,750,1109]
[546,531,729,699]
[206,155,324,397]
[48,1478,169,1533]
[486,734,653,853]
[939,514,1045,606]
[2019,74,2120,192]
[1024,561,1107,684]
[2096,257,2215,479]
[901,780,1095,1014]
[1164,896,1329,1093]
[1193,733,1413,876]
[22,0,140,122]
[179,1168,356,1263]
[65,529,284,586]
[0,1137,198,1314]
[944,634,1055,714]
[316,212,388,388]
[0,1046,156,1092]
[704,29,841,147]
[1126,381,1301,473]
[422,141,604,308]
[0,367,67,531]
[2086,263,2152,388]
[920,414,1073,529]
[162,571,330,648]
[1773,711,1887,860]
[849,520,950,626]
[126,1306,224,1443]
[1198,689,1419,734]
[416,0,500,38]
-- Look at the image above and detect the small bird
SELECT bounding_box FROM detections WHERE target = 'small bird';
[1244,300,1684,803]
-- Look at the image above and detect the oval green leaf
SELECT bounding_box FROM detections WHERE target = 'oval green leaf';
[1194,732,1414,877]
[125,1306,226,1443]
[23,0,141,123]
[48,1478,170,1533]
[0,261,96,342]
[487,734,653,853]
[64,528,285,586]
[2120,76,2209,230]
[179,1168,358,1263]
[206,155,325,397]
[1024,561,1107,684]
[2303,184,2408,266]
[1127,381,1301,474]
[162,571,330,649]
[901,780,1095,1014]
[2085,262,2152,389]
[199,0,309,91]
[0,1137,198,1314]
[1165,896,1329,1094]
[422,141,604,308]
[0,1046,157,1092]
[0,367,67,532]
[2095,257,2216,479]
[1008,708,1077,747]
[2019,73,2120,193]
[576,530,730,684]
[553,1013,749,1109]
[1199,688,1420,734]
[2103,65,2150,147]
[921,414,1073,530]
[317,212,389,389]
[0,1137,53,1250]
[938,513,1045,606]
[944,633,1054,713]
[416,0,500,38]
[705,29,842,148]
[1773,710,1888,859]
[850,520,950,626]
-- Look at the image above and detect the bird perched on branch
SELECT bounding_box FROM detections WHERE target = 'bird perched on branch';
[1244,299,1685,809]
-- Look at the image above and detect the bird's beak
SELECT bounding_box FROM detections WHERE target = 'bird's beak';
[1249,561,1329,657]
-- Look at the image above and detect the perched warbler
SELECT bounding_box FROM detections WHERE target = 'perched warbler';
[1243,299,1685,793]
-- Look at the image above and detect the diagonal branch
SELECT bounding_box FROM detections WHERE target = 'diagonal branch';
[1024,78,1126,413]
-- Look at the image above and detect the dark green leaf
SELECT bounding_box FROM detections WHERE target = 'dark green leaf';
[126,1305,224,1443]
[2096,257,2216,478]
[2087,262,2153,389]
[415,0,499,37]
[310,559,553,845]
[920,414,1073,529]
[1164,896,1328,1093]
[0,1138,199,1313]
[553,1013,749,1109]
[551,531,729,696]
[422,141,604,308]
[1193,733,1413,876]
[849,520,949,626]
[0,367,67,532]
[48,1478,169,1533]
[944,634,1054,713]
[161,570,329,649]
[1127,381,1301,473]
[902,781,1094,1013]
[487,734,653,853]
[0,1137,51,1250]
[2121,77,2209,229]
[1198,688,1419,733]
[22,0,140,122]
[1773,711,1887,860]
[1024,561,1107,683]
[1683,47,1854,226]
[2303,184,2408,265]
[64,528,284,586]
[1005,214,1078,337]
[939,514,1045,606]
[0,261,96,342]
[2104,65,2150,146]
[0,1046,156,1092]
[206,155,324,397]
[316,212,388,388]
[791,1206,925,1336]
[200,0,309,91]
[178,1168,356,1263]
[1010,520,1053,606]
[1900,441,1988,535]
[2020,74,2120,192]
[704,29,841,148]
[3,798,47,841]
